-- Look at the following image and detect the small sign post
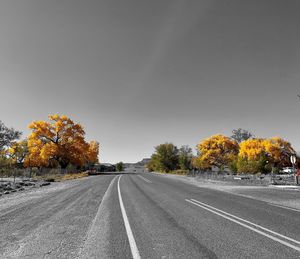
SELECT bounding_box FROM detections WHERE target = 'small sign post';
[290,155,296,165]
[290,155,298,185]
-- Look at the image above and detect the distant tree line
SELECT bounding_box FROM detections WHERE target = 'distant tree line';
[146,129,297,175]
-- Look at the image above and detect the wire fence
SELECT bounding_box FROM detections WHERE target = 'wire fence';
[187,170,297,185]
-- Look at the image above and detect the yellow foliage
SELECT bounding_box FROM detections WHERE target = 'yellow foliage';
[86,141,99,164]
[26,114,99,168]
[238,137,295,168]
[263,137,295,167]
[196,134,239,169]
[239,139,265,160]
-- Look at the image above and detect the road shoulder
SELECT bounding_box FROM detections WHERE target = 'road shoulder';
[149,172,300,210]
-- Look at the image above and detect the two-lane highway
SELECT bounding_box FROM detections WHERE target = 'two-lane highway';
[1,172,300,258]
[113,173,300,258]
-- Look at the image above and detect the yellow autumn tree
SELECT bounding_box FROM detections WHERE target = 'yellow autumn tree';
[239,138,265,160]
[8,139,29,166]
[24,138,47,167]
[26,114,99,168]
[195,134,239,170]
[85,141,100,165]
[263,137,295,168]
[237,138,267,174]
[237,137,295,174]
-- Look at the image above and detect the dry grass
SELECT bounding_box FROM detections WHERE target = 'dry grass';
[170,170,189,175]
[155,170,189,175]
[58,172,88,181]
[34,172,89,182]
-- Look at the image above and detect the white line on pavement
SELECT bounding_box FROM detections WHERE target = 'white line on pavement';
[118,175,141,259]
[267,203,300,213]
[186,199,300,252]
[190,199,300,246]
[137,175,152,183]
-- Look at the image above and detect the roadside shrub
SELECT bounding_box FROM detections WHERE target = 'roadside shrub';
[236,156,270,174]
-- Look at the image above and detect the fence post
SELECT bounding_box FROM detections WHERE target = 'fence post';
[13,168,16,184]
[295,175,299,185]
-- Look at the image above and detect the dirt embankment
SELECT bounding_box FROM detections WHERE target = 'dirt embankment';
[0,172,88,197]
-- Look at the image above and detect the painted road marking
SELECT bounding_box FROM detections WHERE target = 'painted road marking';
[118,176,141,259]
[186,199,300,252]
[190,199,300,245]
[137,175,152,183]
[268,203,300,213]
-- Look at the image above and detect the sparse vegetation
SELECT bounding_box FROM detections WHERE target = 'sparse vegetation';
[168,169,189,175]
[34,171,88,182]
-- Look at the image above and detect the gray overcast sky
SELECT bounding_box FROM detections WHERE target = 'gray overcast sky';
[0,0,300,163]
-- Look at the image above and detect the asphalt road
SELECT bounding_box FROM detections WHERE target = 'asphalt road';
[1,172,300,258]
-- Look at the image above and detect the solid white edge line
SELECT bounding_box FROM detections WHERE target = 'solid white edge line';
[190,198,300,246]
[186,199,300,252]
[118,175,141,259]
[268,203,300,213]
[137,175,152,183]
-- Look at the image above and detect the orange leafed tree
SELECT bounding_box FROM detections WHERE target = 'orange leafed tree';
[195,134,239,169]
[263,137,295,168]
[237,138,267,174]
[86,141,99,164]
[26,114,99,168]
[239,138,265,161]
[239,137,295,167]
[237,137,295,173]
